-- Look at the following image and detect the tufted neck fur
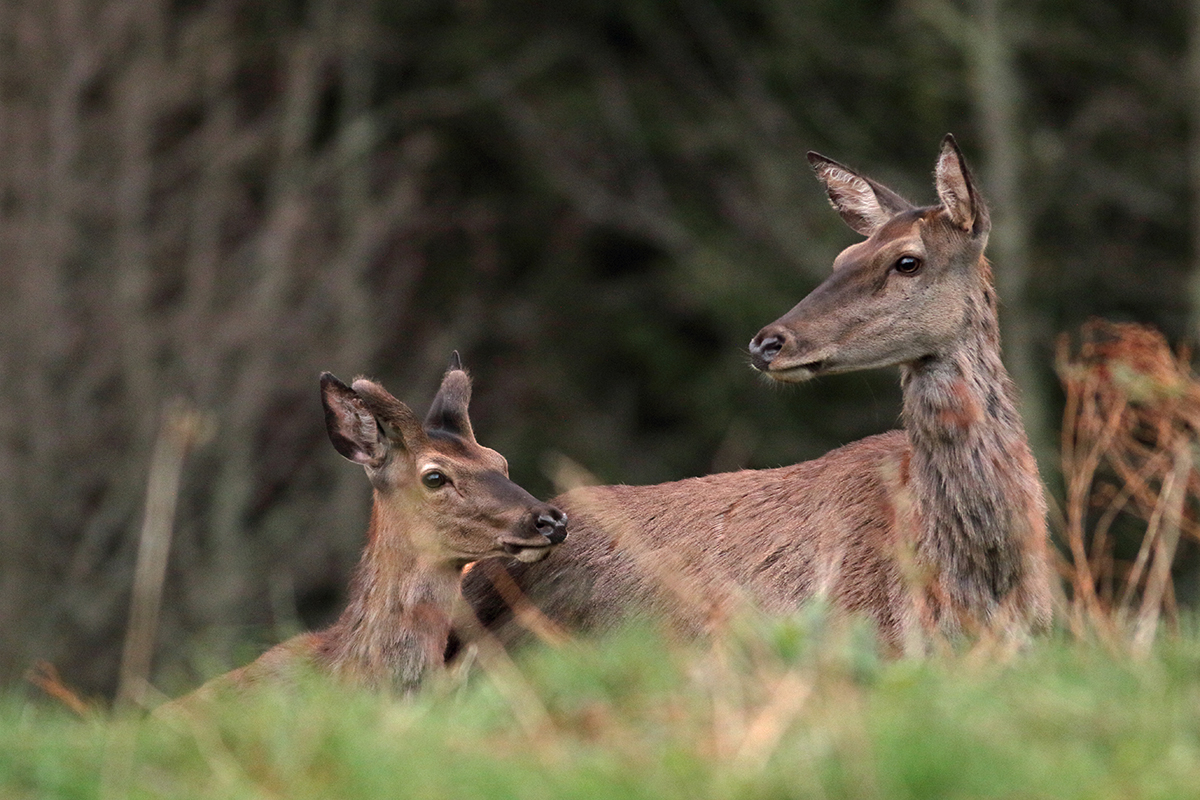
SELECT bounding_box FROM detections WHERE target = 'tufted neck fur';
[314,498,461,691]
[900,258,1047,626]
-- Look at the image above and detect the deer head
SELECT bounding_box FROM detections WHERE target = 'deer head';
[320,353,567,565]
[749,134,992,382]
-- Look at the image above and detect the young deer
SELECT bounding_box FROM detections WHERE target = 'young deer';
[463,136,1052,648]
[168,356,567,704]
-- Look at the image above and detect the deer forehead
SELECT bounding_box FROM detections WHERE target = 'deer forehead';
[419,435,508,475]
[832,225,926,272]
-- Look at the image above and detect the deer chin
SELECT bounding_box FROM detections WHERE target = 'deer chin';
[760,359,828,383]
[501,540,556,563]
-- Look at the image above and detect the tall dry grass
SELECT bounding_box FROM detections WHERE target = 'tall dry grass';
[1057,319,1200,652]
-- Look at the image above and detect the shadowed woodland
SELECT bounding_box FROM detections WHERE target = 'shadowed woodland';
[3,0,1200,697]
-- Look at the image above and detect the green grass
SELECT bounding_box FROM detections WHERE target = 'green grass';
[4,611,1200,799]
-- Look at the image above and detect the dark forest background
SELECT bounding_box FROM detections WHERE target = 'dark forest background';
[2,0,1198,697]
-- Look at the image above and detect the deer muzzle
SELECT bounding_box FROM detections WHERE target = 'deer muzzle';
[501,504,569,562]
[749,324,830,381]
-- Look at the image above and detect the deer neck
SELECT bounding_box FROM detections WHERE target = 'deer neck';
[899,273,1044,617]
[319,499,460,691]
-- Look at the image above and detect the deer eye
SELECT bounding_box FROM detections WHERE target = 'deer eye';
[421,470,447,489]
[894,256,922,275]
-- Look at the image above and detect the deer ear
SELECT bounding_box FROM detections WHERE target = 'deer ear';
[424,352,475,441]
[321,372,386,466]
[808,151,913,237]
[934,134,988,235]
[349,377,427,454]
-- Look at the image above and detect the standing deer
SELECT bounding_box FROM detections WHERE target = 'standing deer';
[463,135,1052,648]
[166,356,567,706]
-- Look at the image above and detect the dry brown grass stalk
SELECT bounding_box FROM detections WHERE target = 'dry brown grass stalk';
[1056,319,1199,648]
[468,561,572,649]
[24,661,92,717]
[116,402,211,708]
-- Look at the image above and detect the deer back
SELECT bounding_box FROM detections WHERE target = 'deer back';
[464,430,925,647]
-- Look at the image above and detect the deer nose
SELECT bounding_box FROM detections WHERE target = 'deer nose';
[749,328,787,371]
[534,506,569,545]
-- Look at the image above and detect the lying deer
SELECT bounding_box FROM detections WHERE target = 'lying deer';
[166,356,567,706]
[463,136,1053,648]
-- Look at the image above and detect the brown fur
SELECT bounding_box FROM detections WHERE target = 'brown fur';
[161,362,565,710]
[466,433,928,647]
[463,136,1053,648]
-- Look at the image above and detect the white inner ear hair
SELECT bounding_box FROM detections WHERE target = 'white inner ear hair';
[935,159,971,225]
[826,166,877,211]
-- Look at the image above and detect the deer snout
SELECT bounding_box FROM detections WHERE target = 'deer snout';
[750,323,828,382]
[749,327,787,371]
[503,504,568,563]
[533,504,569,545]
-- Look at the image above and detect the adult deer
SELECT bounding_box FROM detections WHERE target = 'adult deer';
[166,356,567,706]
[463,136,1052,648]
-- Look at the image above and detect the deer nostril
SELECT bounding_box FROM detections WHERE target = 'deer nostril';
[535,509,568,545]
[749,332,785,366]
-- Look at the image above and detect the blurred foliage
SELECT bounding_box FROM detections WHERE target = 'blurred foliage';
[2,0,1199,695]
[5,612,1200,798]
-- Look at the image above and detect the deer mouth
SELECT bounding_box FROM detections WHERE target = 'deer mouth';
[764,359,827,382]
[500,539,556,563]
